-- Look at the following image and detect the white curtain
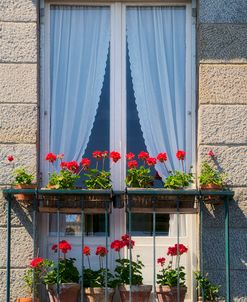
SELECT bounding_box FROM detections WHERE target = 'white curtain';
[126,7,187,236]
[50,6,110,162]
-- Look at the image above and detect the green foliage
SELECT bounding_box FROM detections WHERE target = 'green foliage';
[125,166,153,188]
[43,258,80,285]
[84,169,112,189]
[164,170,194,189]
[48,170,79,189]
[83,268,117,288]
[13,167,34,185]
[195,271,220,301]
[157,266,186,287]
[114,256,144,285]
[199,162,226,187]
[23,267,43,296]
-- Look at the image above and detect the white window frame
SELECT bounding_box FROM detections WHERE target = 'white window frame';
[39,2,197,300]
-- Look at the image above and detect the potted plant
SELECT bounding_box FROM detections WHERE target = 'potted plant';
[195,271,221,302]
[111,234,152,302]
[7,155,36,201]
[83,245,117,301]
[43,240,80,302]
[199,151,226,190]
[16,257,43,302]
[156,244,188,302]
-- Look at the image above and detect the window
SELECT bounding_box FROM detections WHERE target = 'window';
[41,1,195,291]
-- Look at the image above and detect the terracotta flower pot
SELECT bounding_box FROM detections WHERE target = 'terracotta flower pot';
[200,184,222,190]
[119,285,152,302]
[83,287,115,302]
[156,285,187,302]
[14,184,36,201]
[47,283,80,302]
[201,184,223,203]
[16,298,40,302]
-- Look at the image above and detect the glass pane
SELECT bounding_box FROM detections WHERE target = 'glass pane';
[49,214,110,237]
[127,213,170,236]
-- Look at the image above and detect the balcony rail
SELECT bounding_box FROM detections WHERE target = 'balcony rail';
[2,188,234,302]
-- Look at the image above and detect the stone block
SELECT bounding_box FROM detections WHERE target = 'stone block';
[0,144,36,185]
[199,105,247,144]
[199,24,247,63]
[0,0,37,22]
[0,22,37,63]
[202,188,247,228]
[0,104,37,143]
[199,64,247,104]
[198,146,247,187]
[0,268,29,301]
[199,0,247,23]
[202,228,247,270]
[0,64,37,104]
[0,227,33,268]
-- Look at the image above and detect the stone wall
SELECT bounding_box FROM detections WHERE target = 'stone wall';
[0,0,38,301]
[198,0,247,301]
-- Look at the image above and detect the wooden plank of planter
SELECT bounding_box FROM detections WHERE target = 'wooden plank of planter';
[38,207,107,214]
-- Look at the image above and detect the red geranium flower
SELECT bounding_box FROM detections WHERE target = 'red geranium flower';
[157,153,167,163]
[93,151,102,159]
[110,151,121,163]
[45,152,57,163]
[167,244,188,256]
[83,246,91,256]
[208,150,215,157]
[81,158,91,169]
[52,240,72,254]
[60,162,68,169]
[96,246,108,257]
[7,155,14,162]
[126,152,135,161]
[57,153,64,160]
[111,240,125,252]
[128,160,138,169]
[138,151,149,161]
[102,151,109,158]
[122,234,135,249]
[176,150,186,161]
[157,257,166,266]
[146,157,157,166]
[167,246,177,256]
[67,161,79,173]
[51,244,58,252]
[30,257,44,268]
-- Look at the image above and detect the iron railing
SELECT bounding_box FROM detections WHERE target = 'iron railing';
[2,188,234,302]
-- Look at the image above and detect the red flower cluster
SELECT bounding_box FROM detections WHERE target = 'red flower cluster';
[126,152,135,160]
[157,257,166,266]
[30,257,44,268]
[111,240,125,252]
[167,244,188,256]
[93,151,103,159]
[110,151,121,163]
[138,151,149,161]
[60,162,68,169]
[7,155,14,162]
[66,161,79,173]
[146,157,157,166]
[45,152,57,163]
[208,150,215,157]
[128,160,138,169]
[176,150,186,161]
[81,158,91,169]
[102,151,108,158]
[157,152,167,163]
[52,240,72,254]
[83,246,91,256]
[96,246,108,257]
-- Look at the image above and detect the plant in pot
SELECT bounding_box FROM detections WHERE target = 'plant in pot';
[125,151,156,188]
[163,150,194,189]
[17,257,44,302]
[82,150,121,189]
[111,234,152,302]
[156,243,188,302]
[194,271,221,302]
[7,155,36,201]
[83,245,117,302]
[199,150,227,190]
[43,240,80,302]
